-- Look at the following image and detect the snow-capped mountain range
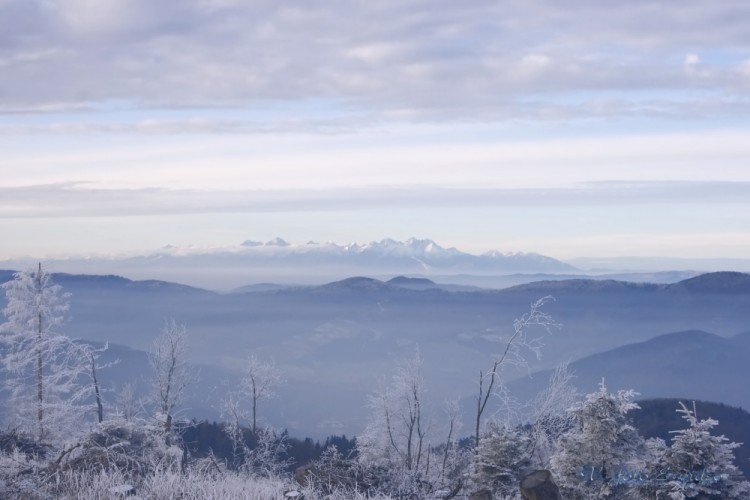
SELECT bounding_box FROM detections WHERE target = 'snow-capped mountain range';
[153,237,575,272]
[0,238,576,289]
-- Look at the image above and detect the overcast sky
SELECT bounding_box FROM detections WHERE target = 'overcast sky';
[1,0,749,261]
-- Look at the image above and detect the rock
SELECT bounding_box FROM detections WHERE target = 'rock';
[519,470,562,500]
[294,463,315,486]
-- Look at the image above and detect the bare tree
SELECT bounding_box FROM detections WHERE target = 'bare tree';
[241,355,282,435]
[359,349,430,474]
[73,341,114,423]
[116,382,139,422]
[221,355,286,476]
[527,362,578,467]
[150,318,192,433]
[0,263,89,443]
[474,296,560,450]
[440,401,458,482]
[221,355,282,441]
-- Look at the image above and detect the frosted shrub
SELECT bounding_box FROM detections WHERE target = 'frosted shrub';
[55,418,182,476]
[139,467,284,499]
[0,447,46,498]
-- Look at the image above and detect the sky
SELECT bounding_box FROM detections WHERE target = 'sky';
[1,0,750,262]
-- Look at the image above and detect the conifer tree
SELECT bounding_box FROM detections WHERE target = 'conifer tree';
[641,401,750,499]
[550,381,644,499]
[0,264,88,443]
[471,422,532,498]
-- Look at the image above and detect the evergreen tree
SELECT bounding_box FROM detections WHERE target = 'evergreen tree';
[471,422,532,498]
[550,380,644,499]
[641,401,750,499]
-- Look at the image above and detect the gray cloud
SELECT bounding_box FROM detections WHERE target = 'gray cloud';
[1,0,749,123]
[2,181,748,218]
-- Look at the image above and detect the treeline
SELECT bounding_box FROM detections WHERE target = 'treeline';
[181,421,357,471]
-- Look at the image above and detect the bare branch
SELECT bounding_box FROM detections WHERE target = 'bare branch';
[474,296,560,451]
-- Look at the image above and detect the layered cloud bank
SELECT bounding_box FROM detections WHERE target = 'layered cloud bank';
[1,1,748,262]
[2,0,750,121]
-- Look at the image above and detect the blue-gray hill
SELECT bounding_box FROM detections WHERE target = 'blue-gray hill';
[508,329,750,413]
[2,270,749,436]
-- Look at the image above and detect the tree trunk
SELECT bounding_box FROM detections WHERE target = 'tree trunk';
[36,311,44,442]
[91,353,103,423]
[252,383,257,435]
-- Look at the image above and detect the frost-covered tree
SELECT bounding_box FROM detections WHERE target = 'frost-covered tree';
[471,421,532,498]
[433,398,468,490]
[74,341,113,423]
[527,362,579,468]
[116,382,140,422]
[469,364,577,499]
[639,401,750,499]
[240,355,282,435]
[475,296,560,450]
[150,318,192,434]
[550,380,644,499]
[220,354,283,472]
[0,264,89,443]
[357,349,432,495]
[219,391,290,479]
[359,350,428,472]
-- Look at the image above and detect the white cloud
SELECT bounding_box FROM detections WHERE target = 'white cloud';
[1,180,748,219]
[345,43,402,64]
[739,59,750,78]
[56,0,137,35]
[0,0,748,121]
[522,54,551,67]
[684,53,700,66]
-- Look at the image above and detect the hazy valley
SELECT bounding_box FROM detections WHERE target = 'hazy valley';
[2,262,748,439]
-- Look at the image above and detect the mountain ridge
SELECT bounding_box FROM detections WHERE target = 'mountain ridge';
[2,269,750,437]
[0,238,578,289]
[508,328,750,413]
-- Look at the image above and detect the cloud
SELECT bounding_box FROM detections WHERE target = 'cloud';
[1,0,749,123]
[0,115,375,135]
[1,181,748,218]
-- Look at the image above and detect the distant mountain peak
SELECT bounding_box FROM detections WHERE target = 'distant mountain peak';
[225,237,579,274]
[387,276,437,286]
[265,237,290,247]
[240,240,263,247]
[405,237,437,248]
